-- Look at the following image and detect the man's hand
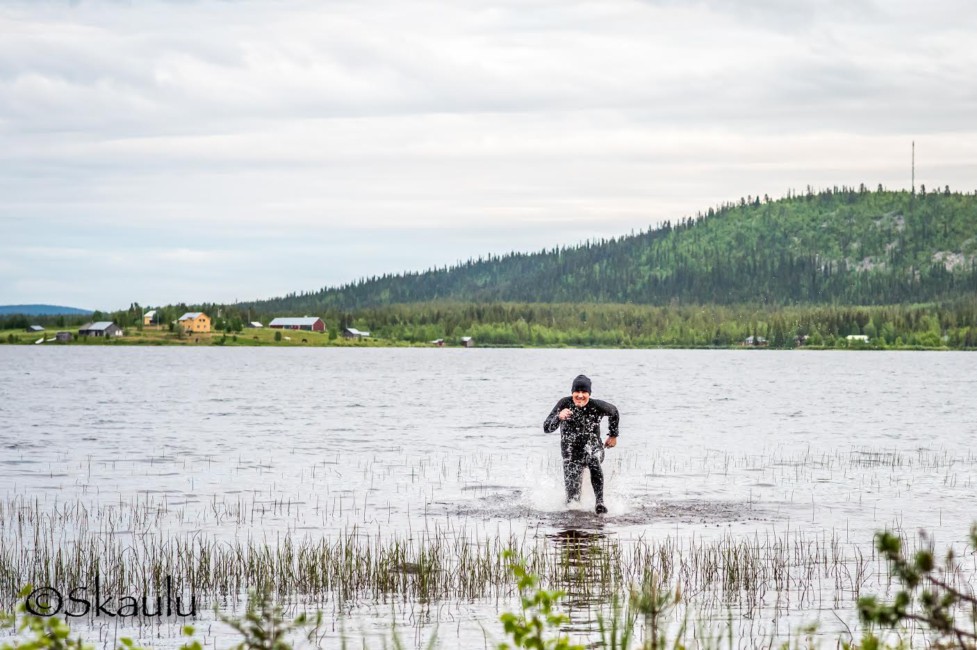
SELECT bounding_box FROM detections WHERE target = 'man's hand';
[558,408,573,420]
[604,437,617,448]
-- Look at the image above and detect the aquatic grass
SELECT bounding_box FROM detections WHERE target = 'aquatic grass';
[4,493,974,647]
[1,499,887,619]
[4,442,977,646]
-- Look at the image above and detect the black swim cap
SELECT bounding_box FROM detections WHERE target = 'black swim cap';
[571,374,592,393]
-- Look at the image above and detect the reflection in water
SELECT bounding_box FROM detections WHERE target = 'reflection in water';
[545,528,676,646]
[545,528,612,636]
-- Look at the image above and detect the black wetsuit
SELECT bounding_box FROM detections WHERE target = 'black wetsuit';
[543,397,619,504]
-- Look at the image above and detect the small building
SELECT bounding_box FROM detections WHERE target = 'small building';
[461,336,474,348]
[743,335,768,346]
[26,325,45,333]
[431,338,445,347]
[247,321,264,329]
[270,317,325,332]
[342,327,370,339]
[79,322,123,337]
[846,334,869,343]
[178,312,212,333]
[143,310,157,326]
[56,331,73,342]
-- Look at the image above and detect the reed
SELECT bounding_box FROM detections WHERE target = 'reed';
[0,497,884,617]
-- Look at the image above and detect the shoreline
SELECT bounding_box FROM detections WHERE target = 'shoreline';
[0,334,965,352]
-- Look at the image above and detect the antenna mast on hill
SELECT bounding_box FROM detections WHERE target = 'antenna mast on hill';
[911,141,915,194]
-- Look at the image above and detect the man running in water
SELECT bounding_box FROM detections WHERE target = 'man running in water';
[543,375,619,514]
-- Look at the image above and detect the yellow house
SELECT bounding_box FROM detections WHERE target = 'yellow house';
[143,310,157,326]
[178,312,211,333]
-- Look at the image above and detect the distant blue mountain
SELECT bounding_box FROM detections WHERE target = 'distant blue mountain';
[0,304,93,316]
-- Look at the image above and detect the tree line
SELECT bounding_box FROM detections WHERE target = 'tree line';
[241,188,977,312]
[9,299,976,349]
[5,187,977,348]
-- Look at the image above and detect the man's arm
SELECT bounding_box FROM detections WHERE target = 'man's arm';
[590,398,620,438]
[543,397,569,433]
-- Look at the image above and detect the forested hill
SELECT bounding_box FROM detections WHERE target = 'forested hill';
[247,188,977,311]
[0,304,92,316]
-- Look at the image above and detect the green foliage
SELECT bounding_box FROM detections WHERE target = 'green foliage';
[177,625,202,650]
[32,190,971,348]
[267,299,976,348]
[618,572,683,650]
[498,551,584,650]
[6,297,977,348]
[1,586,319,650]
[858,525,977,648]
[216,587,321,650]
[1,586,94,650]
[242,190,977,311]
[3,315,30,330]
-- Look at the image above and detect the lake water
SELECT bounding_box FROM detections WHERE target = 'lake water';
[2,348,975,647]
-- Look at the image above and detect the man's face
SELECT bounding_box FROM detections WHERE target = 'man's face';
[572,390,590,407]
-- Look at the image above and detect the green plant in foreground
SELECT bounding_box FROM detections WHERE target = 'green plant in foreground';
[599,571,684,650]
[858,525,977,649]
[498,551,583,650]
[1,586,93,650]
[216,587,321,650]
[0,586,319,650]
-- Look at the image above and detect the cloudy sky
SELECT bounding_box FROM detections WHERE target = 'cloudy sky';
[2,0,976,310]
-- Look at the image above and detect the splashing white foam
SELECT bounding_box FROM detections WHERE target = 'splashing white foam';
[519,468,568,512]
[519,455,637,516]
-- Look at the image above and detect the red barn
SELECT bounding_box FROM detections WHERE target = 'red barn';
[268,317,325,332]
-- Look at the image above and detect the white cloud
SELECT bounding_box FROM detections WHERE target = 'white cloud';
[2,0,977,308]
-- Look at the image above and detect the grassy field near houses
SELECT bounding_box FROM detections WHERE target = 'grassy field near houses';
[0,324,965,350]
[0,326,962,350]
[0,327,412,347]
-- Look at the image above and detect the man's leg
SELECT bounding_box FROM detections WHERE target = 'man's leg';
[588,455,606,513]
[563,458,583,503]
